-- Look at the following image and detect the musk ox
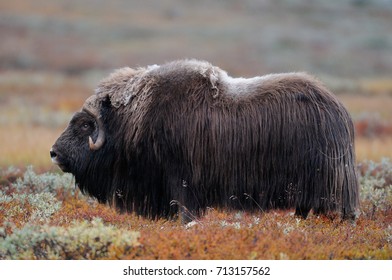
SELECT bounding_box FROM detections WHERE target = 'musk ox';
[50,59,359,221]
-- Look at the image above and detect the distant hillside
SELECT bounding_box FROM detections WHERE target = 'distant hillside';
[1,0,391,77]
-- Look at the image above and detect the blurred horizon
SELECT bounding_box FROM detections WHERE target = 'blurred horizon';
[1,0,392,79]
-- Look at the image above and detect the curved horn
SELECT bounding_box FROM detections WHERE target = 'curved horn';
[83,95,106,151]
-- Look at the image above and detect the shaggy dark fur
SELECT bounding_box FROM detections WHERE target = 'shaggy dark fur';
[51,59,359,220]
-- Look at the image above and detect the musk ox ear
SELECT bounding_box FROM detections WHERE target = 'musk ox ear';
[83,95,106,151]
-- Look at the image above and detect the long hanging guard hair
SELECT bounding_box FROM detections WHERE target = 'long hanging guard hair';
[70,60,359,220]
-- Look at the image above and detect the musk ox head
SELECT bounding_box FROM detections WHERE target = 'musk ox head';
[50,59,359,221]
[51,91,128,207]
[50,95,105,171]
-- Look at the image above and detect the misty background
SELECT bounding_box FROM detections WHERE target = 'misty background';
[1,0,392,79]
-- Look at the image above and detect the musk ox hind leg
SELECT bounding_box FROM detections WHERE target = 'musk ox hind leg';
[169,196,198,224]
[295,206,311,219]
[176,203,198,224]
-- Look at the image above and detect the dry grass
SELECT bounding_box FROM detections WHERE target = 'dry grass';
[0,125,63,170]
[360,79,392,95]
[355,137,392,162]
[3,200,392,260]
[339,94,392,120]
[339,93,392,161]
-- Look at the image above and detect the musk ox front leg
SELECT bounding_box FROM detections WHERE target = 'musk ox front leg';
[167,174,200,223]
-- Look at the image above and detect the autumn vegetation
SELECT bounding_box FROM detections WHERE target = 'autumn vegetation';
[0,0,391,260]
[0,159,391,259]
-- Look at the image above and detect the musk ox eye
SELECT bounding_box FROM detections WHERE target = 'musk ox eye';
[81,123,91,131]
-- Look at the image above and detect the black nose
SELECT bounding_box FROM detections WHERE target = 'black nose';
[50,149,57,158]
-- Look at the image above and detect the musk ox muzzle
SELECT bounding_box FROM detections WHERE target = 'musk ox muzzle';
[50,59,359,221]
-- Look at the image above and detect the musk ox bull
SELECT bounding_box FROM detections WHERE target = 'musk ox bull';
[50,59,359,220]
